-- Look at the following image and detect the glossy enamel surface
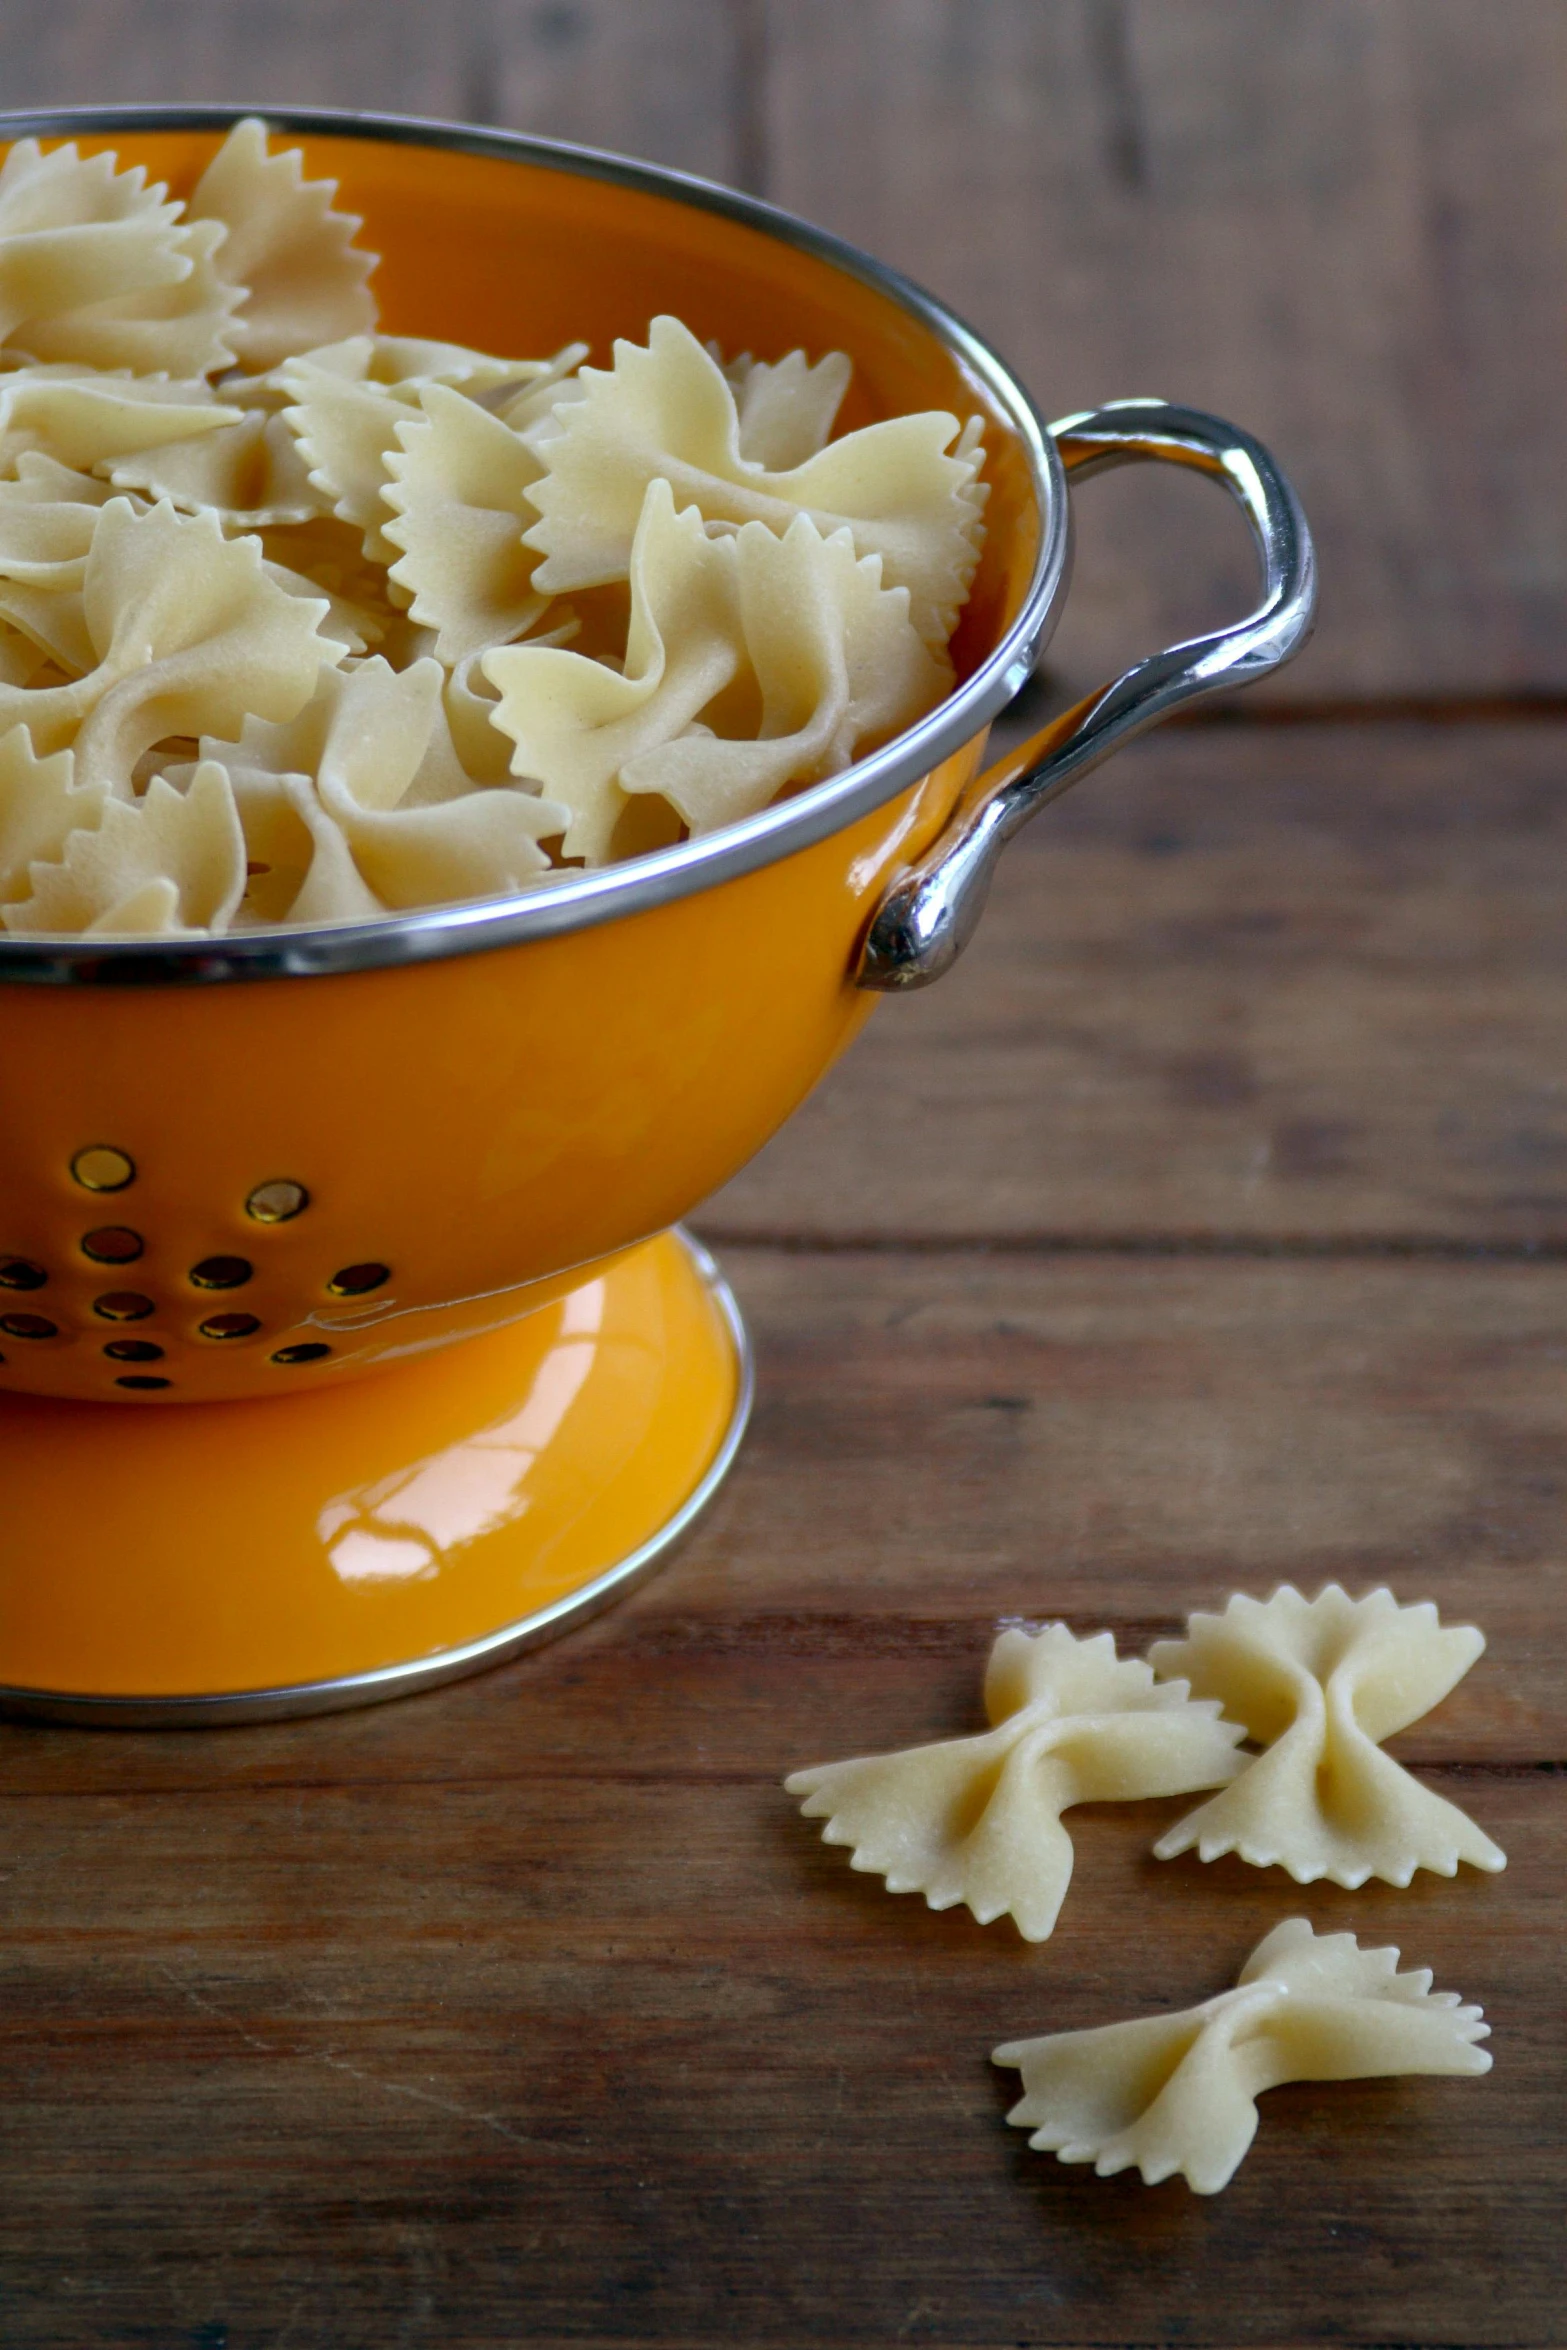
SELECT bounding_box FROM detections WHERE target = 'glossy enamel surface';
[0,1229,744,1708]
[0,115,1042,1402]
[0,111,1059,982]
[0,746,976,1402]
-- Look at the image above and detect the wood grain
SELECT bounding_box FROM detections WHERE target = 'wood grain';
[0,1245,1558,1797]
[0,0,743,180]
[10,3,1567,706]
[704,722,1567,1246]
[763,0,1567,709]
[0,11,1562,2345]
[0,1780,1550,2345]
[0,1249,1557,2343]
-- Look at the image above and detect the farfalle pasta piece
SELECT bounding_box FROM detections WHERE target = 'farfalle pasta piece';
[224,767,382,930]
[994,1918,1491,2195]
[383,383,554,663]
[279,343,588,569]
[0,140,185,350]
[0,368,242,475]
[0,140,239,377]
[625,506,950,838]
[0,723,106,904]
[1148,1585,1506,1889]
[0,139,239,376]
[3,759,244,936]
[522,314,987,648]
[485,478,742,865]
[278,358,409,561]
[784,1623,1244,1942]
[104,399,323,528]
[486,480,947,863]
[205,657,567,923]
[726,346,852,469]
[0,496,341,791]
[186,117,377,372]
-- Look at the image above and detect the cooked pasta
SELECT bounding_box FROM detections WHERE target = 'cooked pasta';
[0,119,987,938]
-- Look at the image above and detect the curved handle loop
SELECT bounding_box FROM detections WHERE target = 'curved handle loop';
[857,398,1317,990]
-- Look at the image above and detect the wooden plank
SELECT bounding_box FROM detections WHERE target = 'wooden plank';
[0,0,472,117]
[3,1775,1555,2345]
[0,1255,1557,2342]
[0,1788,1551,2340]
[0,0,742,180]
[703,721,1567,1246]
[1,1773,1557,2340]
[484,0,743,180]
[763,0,1567,706]
[2,1247,1559,1796]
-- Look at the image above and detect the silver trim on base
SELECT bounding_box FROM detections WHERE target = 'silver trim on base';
[0,1229,754,1729]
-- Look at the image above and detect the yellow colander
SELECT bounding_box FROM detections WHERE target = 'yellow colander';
[0,106,1314,1720]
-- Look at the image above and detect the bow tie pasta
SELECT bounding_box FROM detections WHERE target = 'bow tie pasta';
[185,114,376,371]
[722,346,853,470]
[0,122,987,937]
[0,137,239,377]
[5,761,245,936]
[785,1624,1244,1942]
[0,495,340,787]
[994,1919,1492,2194]
[383,384,556,665]
[484,480,951,865]
[522,314,987,650]
[1148,1585,1506,1888]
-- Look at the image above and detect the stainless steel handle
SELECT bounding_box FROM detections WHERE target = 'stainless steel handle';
[856,398,1318,991]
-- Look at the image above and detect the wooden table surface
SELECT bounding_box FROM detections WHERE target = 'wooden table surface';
[1,8,1562,2345]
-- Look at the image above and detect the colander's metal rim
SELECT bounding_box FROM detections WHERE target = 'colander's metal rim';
[0,101,1067,988]
[0,1227,753,1727]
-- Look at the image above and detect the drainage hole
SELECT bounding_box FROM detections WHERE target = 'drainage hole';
[93,1292,155,1323]
[190,1256,253,1290]
[246,1180,309,1224]
[199,1313,262,1341]
[326,1262,390,1297]
[71,1146,136,1193]
[0,1312,57,1339]
[81,1227,143,1265]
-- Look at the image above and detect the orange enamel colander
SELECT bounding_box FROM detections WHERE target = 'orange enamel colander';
[0,107,1315,1721]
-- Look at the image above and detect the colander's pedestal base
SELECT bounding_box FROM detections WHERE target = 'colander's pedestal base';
[0,1228,750,1726]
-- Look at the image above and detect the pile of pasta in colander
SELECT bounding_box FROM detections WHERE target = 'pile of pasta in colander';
[0,120,988,936]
